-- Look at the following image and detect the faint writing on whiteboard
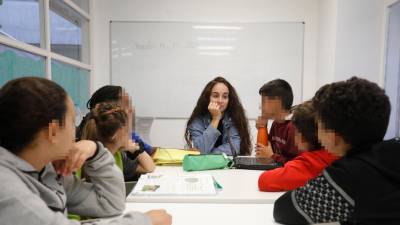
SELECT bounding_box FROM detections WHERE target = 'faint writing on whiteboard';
[135,41,197,50]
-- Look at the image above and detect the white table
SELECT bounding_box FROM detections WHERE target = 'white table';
[126,166,284,204]
[95,203,337,225]
[125,202,280,225]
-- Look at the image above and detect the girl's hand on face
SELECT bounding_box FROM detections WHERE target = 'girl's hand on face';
[53,140,97,176]
[208,102,222,120]
[123,139,140,153]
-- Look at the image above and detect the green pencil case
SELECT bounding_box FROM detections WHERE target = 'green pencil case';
[182,153,233,171]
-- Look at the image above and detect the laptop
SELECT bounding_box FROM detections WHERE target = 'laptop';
[227,128,282,170]
[233,156,281,170]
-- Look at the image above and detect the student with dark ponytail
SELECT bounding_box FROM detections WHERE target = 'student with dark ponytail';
[77,85,155,181]
[81,102,155,177]
[77,85,155,155]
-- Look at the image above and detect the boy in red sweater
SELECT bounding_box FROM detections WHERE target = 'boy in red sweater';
[258,101,338,192]
[255,79,299,163]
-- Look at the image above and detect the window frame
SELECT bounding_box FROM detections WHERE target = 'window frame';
[0,0,92,90]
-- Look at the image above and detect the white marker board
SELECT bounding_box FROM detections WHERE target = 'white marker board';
[111,22,304,118]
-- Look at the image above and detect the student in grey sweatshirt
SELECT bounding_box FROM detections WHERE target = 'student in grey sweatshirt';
[0,77,171,225]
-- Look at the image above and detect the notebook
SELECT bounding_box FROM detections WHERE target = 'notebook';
[152,148,200,165]
[128,174,218,196]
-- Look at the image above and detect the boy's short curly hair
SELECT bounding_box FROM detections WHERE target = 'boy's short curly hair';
[312,77,391,149]
[292,101,322,151]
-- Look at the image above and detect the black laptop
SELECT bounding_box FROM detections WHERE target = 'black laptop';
[233,156,282,170]
[227,128,282,170]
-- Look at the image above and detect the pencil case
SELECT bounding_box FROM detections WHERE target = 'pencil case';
[182,153,233,171]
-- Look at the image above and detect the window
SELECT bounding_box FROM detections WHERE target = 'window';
[384,1,400,139]
[50,0,89,63]
[71,0,89,13]
[0,44,45,87]
[0,0,91,110]
[0,0,42,47]
[51,59,90,112]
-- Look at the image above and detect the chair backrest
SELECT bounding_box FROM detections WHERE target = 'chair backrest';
[134,117,154,144]
[125,181,137,197]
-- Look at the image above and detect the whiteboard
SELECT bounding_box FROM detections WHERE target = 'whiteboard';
[111,22,304,118]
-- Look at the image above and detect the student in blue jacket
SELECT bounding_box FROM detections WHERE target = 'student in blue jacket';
[184,76,251,155]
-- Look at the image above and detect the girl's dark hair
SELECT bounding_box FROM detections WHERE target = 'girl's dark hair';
[0,77,67,154]
[259,79,293,110]
[81,102,127,143]
[77,85,123,140]
[184,76,251,155]
[86,85,122,110]
[292,101,321,151]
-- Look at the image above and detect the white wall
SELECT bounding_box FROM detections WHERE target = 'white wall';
[316,0,386,87]
[334,0,385,83]
[316,0,397,139]
[91,0,389,148]
[316,0,337,88]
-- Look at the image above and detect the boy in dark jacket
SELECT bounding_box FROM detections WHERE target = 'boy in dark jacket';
[273,77,400,224]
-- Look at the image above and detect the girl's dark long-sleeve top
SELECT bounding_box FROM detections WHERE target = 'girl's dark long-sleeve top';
[273,139,400,225]
[258,149,338,192]
[122,151,140,181]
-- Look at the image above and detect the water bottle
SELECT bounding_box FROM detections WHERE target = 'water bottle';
[257,127,268,146]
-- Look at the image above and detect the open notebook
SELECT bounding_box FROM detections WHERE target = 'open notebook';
[128,173,218,197]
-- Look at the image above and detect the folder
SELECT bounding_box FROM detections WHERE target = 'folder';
[152,148,200,165]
